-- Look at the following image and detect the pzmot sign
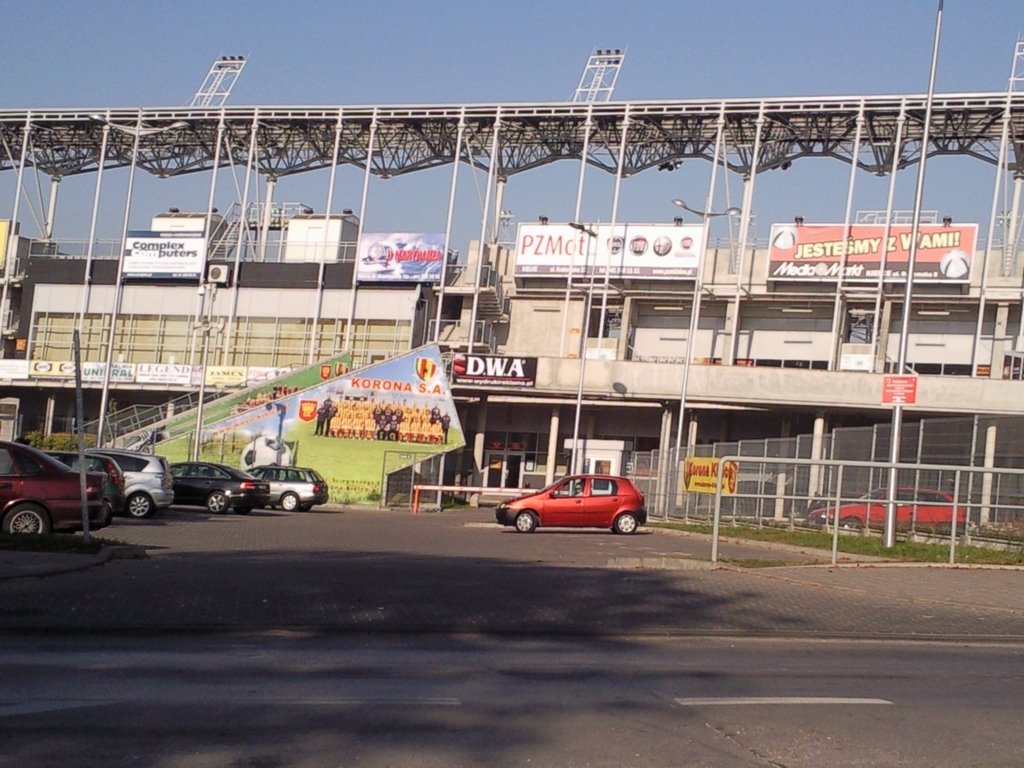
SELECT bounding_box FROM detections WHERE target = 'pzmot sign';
[451,354,537,388]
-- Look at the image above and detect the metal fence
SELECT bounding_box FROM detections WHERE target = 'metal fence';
[382,451,446,507]
[625,413,1024,531]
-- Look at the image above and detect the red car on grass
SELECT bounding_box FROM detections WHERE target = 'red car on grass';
[0,440,109,534]
[495,474,647,534]
[806,487,963,531]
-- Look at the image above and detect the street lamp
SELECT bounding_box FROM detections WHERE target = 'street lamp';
[670,199,741,512]
[568,221,597,475]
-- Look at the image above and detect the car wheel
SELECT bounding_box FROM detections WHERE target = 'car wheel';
[280,492,300,512]
[613,512,639,535]
[206,491,228,514]
[126,493,155,519]
[839,516,863,531]
[2,503,51,534]
[514,511,537,533]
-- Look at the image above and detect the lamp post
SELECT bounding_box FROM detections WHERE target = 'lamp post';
[670,199,740,513]
[568,221,597,476]
[93,114,188,445]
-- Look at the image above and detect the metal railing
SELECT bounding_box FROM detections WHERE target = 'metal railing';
[427,319,496,351]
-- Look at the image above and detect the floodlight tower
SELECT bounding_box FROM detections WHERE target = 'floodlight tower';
[190,55,247,107]
[572,48,626,102]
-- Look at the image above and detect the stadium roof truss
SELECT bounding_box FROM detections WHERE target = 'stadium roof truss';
[1,93,1022,182]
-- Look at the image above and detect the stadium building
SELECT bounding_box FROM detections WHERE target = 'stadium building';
[1,83,1023,496]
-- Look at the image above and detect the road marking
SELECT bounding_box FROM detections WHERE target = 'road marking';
[673,697,891,707]
[0,700,113,716]
[294,697,461,707]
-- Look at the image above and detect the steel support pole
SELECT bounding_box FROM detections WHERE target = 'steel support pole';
[433,111,466,343]
[221,112,259,365]
[728,106,765,366]
[344,111,378,355]
[560,107,593,356]
[308,110,343,364]
[96,112,143,446]
[886,0,944,548]
[77,125,109,336]
[467,111,501,354]
[0,116,31,351]
[596,108,630,356]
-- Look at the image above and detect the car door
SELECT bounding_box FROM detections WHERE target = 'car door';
[171,463,209,505]
[586,477,623,526]
[0,446,22,507]
[541,478,587,526]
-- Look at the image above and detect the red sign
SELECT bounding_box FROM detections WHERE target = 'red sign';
[882,375,918,405]
[768,223,978,283]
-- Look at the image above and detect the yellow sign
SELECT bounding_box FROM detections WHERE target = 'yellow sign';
[0,220,9,271]
[683,457,738,495]
[205,366,247,387]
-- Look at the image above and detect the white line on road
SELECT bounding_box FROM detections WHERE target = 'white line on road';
[673,697,892,707]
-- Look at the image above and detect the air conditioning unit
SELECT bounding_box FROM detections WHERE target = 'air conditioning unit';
[206,263,231,285]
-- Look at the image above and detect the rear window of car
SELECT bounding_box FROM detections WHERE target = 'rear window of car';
[591,478,618,496]
[284,469,305,482]
[0,448,13,474]
[110,455,148,472]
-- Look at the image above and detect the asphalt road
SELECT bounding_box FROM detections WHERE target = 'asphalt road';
[2,506,1024,767]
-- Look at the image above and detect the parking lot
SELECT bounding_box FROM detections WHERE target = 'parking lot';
[2,504,1024,639]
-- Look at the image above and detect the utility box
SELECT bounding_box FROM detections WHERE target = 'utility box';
[283,214,360,263]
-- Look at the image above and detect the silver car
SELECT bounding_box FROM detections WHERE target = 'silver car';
[88,448,175,518]
[248,465,329,511]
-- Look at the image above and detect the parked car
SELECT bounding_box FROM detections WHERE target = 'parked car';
[495,474,647,534]
[88,448,175,519]
[806,487,963,530]
[248,465,329,511]
[46,450,127,517]
[169,462,271,514]
[0,440,109,534]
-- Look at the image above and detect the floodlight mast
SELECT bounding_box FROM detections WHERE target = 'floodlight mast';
[572,48,625,103]
[191,55,247,108]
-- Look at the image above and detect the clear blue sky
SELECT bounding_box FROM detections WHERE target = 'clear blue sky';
[2,0,1021,247]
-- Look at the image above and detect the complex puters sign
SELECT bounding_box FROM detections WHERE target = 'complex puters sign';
[767,222,978,283]
[124,230,208,281]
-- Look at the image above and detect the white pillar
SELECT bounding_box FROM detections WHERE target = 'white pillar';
[545,406,560,485]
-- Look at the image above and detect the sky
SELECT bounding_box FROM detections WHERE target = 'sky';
[1,0,1022,250]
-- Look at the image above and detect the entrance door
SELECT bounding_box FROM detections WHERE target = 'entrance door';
[484,451,525,488]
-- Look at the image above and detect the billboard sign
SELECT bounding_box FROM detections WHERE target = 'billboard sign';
[124,230,207,281]
[451,354,537,387]
[164,346,463,503]
[80,362,136,383]
[137,363,192,386]
[0,359,29,380]
[514,222,705,279]
[767,223,978,283]
[356,233,445,283]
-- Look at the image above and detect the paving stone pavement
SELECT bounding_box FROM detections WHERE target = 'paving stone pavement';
[1,506,1022,640]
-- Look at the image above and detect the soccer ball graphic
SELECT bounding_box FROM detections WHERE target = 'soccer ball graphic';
[241,435,292,470]
[939,249,971,279]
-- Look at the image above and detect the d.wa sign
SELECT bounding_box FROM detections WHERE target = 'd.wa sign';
[767,222,978,283]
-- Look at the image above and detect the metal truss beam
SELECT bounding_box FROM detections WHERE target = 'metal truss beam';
[1,93,1022,183]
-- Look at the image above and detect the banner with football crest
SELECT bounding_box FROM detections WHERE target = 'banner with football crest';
[176,345,463,503]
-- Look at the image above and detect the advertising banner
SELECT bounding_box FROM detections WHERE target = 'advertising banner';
[246,366,295,387]
[29,360,76,379]
[514,222,705,279]
[200,366,248,388]
[451,353,537,387]
[356,233,445,283]
[136,363,193,386]
[0,220,9,271]
[767,223,978,283]
[0,359,29,379]
[79,362,136,383]
[682,457,738,495]
[159,346,462,504]
[124,230,207,281]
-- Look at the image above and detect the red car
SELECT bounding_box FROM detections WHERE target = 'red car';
[495,474,647,534]
[0,440,109,534]
[806,487,963,530]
